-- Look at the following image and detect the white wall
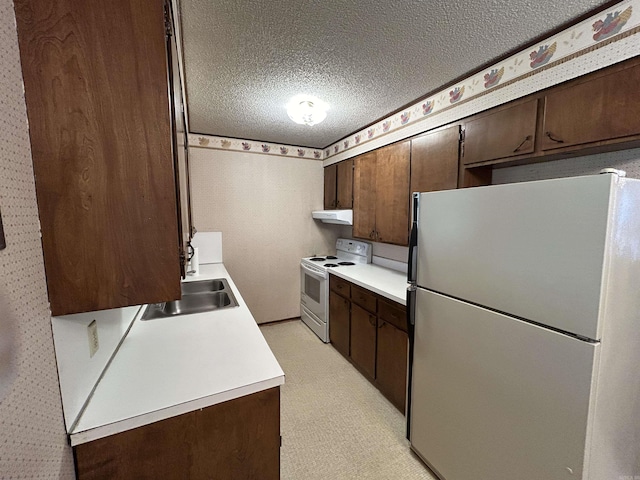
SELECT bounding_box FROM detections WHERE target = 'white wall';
[0,0,75,476]
[189,147,339,323]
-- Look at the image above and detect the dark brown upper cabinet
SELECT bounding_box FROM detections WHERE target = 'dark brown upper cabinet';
[411,125,461,194]
[541,60,640,152]
[353,142,410,246]
[353,151,378,240]
[336,159,354,209]
[323,164,338,209]
[462,98,538,166]
[324,160,353,209]
[15,0,182,315]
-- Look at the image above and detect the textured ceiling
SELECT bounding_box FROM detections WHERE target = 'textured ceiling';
[180,0,611,149]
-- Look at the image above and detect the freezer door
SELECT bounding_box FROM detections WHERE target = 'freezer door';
[410,289,598,480]
[417,174,615,340]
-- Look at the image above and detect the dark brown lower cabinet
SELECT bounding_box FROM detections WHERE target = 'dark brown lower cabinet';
[329,290,350,357]
[328,274,408,413]
[376,320,408,411]
[350,304,377,380]
[74,387,280,480]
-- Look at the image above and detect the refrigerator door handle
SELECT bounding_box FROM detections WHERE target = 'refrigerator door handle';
[405,284,417,440]
[407,193,419,284]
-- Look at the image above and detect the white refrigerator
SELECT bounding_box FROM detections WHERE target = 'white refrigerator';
[406,172,640,480]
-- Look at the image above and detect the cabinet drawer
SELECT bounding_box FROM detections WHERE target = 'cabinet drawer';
[351,285,377,313]
[378,298,407,332]
[330,275,351,298]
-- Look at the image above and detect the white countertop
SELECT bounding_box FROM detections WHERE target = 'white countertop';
[328,263,408,305]
[69,263,285,446]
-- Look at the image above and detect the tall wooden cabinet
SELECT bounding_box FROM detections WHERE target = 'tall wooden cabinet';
[14,0,182,315]
[353,141,410,246]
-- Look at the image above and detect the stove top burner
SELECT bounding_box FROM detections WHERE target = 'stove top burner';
[309,257,325,261]
[326,255,338,259]
[324,263,339,267]
[338,261,355,266]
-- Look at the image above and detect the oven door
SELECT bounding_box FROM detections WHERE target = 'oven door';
[300,263,327,321]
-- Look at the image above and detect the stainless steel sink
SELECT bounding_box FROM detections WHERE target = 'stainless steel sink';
[142,278,239,320]
[181,279,225,295]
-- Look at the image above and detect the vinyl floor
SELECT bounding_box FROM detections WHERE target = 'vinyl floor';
[260,319,437,480]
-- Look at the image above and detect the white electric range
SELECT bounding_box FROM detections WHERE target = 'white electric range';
[300,238,372,342]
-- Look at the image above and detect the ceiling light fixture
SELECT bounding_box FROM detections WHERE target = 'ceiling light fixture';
[286,95,328,126]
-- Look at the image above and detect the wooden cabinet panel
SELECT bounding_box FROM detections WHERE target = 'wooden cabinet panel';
[375,141,410,245]
[330,275,351,299]
[324,164,337,209]
[329,290,350,358]
[376,320,408,413]
[350,304,377,379]
[14,0,181,315]
[351,285,377,314]
[74,387,280,480]
[378,298,407,333]
[353,151,377,240]
[462,99,538,165]
[542,62,640,151]
[411,125,460,193]
[336,159,354,209]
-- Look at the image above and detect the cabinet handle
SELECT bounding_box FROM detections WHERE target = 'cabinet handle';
[376,231,381,242]
[369,230,375,239]
[369,316,376,327]
[545,131,565,144]
[513,135,532,152]
[378,320,385,329]
[336,200,341,208]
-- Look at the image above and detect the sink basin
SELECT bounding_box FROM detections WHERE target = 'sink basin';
[161,292,235,315]
[142,278,239,320]
[181,279,225,295]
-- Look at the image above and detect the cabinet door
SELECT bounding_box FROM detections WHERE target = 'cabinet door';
[329,290,350,358]
[462,99,538,165]
[375,141,410,245]
[74,387,280,480]
[542,62,640,151]
[15,0,181,315]
[329,274,351,298]
[350,304,377,379]
[324,164,337,209]
[336,159,354,209]
[376,320,408,412]
[411,125,460,194]
[353,151,377,240]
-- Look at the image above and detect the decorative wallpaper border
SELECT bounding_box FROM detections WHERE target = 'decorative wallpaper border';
[325,0,639,160]
[189,133,324,160]
[188,0,639,163]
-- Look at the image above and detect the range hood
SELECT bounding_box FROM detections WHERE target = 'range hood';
[312,209,353,225]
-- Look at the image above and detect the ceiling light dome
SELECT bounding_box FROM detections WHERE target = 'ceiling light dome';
[287,95,328,126]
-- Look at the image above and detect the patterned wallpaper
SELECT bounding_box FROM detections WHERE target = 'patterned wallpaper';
[324,0,640,162]
[189,147,338,323]
[0,0,75,477]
